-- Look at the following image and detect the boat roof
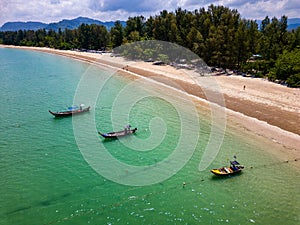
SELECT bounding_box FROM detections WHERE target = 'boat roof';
[230,160,240,165]
[68,106,79,110]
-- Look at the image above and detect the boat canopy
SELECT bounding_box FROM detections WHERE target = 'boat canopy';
[67,106,79,111]
[230,160,240,166]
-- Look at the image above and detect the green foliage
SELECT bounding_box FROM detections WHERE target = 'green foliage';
[273,49,300,83]
[0,5,299,87]
[267,71,277,82]
[258,16,288,61]
[125,16,145,39]
[157,54,169,63]
[286,73,300,87]
[110,21,124,48]
[143,48,155,60]
[0,24,108,50]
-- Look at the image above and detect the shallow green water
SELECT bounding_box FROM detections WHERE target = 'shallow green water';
[0,48,299,225]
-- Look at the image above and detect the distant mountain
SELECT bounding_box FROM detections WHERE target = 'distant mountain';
[0,17,126,31]
[0,21,47,31]
[45,17,121,31]
[1,17,298,32]
[288,23,300,30]
[256,18,300,31]
[287,18,300,24]
[287,18,300,30]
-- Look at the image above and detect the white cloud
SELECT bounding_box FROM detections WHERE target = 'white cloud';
[0,0,298,26]
[228,0,300,19]
[50,0,61,4]
[88,0,183,12]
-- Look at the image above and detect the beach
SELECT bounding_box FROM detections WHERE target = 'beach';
[1,44,300,225]
[1,45,299,161]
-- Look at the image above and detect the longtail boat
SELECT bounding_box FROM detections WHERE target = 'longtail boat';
[211,157,244,176]
[98,125,137,139]
[49,105,90,117]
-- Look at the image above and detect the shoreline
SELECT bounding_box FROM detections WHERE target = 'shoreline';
[1,45,299,161]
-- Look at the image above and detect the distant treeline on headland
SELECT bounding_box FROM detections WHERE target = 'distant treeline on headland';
[1,5,299,87]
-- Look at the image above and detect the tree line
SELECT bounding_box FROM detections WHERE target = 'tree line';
[1,5,299,87]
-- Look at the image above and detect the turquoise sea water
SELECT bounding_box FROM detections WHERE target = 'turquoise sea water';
[0,48,299,225]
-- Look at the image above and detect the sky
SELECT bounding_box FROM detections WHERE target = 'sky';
[0,0,299,26]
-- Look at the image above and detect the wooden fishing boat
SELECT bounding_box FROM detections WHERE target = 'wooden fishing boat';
[211,158,244,176]
[49,105,90,117]
[98,126,137,138]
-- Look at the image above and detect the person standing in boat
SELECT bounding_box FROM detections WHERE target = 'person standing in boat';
[124,125,131,134]
[79,104,84,111]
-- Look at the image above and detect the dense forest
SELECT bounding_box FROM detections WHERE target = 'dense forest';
[1,5,300,87]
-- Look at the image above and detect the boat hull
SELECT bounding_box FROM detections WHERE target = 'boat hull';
[49,106,90,117]
[210,168,242,176]
[98,128,137,138]
[211,160,244,176]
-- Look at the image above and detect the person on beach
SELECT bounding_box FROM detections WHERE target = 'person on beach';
[243,85,246,90]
